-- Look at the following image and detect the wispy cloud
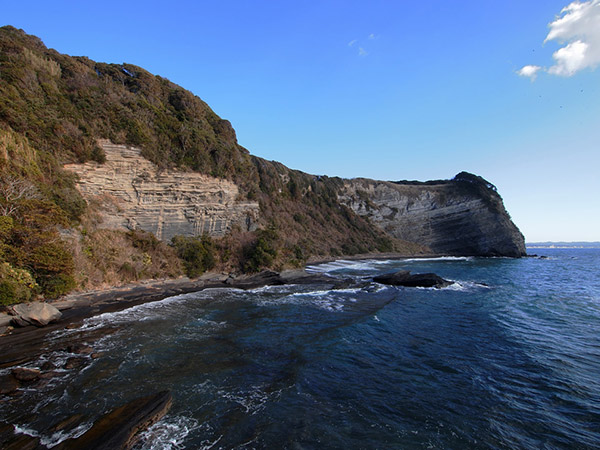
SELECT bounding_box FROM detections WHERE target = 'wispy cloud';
[348,34,378,56]
[518,0,600,79]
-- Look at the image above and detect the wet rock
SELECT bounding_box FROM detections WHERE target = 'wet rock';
[11,367,41,382]
[41,360,56,371]
[373,270,452,288]
[51,414,84,433]
[64,357,87,370]
[66,344,94,355]
[39,370,59,380]
[0,431,42,450]
[90,353,103,360]
[54,390,172,450]
[0,374,19,394]
[232,270,283,289]
[9,302,62,327]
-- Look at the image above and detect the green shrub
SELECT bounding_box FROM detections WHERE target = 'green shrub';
[0,262,39,305]
[243,227,278,273]
[30,242,76,297]
[172,234,216,278]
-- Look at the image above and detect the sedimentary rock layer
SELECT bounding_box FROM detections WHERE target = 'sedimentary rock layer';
[338,175,526,257]
[65,142,259,241]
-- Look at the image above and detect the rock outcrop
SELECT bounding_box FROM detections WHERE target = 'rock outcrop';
[54,390,172,450]
[339,172,526,257]
[65,141,260,242]
[373,270,452,288]
[9,302,62,327]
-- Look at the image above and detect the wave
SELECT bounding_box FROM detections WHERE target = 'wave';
[401,256,474,263]
[306,259,395,274]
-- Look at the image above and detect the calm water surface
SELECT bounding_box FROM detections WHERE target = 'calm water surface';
[1,248,599,449]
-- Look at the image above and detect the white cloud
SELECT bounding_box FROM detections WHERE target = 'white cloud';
[368,33,377,40]
[358,47,368,57]
[548,40,590,75]
[348,39,357,47]
[519,0,600,78]
[517,64,543,79]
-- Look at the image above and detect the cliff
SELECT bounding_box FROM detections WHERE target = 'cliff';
[65,141,259,242]
[338,172,526,257]
[0,26,526,303]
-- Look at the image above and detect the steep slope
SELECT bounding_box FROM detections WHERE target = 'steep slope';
[339,172,526,257]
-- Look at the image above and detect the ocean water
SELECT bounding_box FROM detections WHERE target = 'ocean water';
[1,248,600,449]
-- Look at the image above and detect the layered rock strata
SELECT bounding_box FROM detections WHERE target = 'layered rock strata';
[65,142,259,241]
[338,174,526,257]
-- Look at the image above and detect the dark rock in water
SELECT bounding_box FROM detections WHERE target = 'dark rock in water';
[9,302,62,327]
[11,367,41,382]
[41,360,56,371]
[64,357,87,370]
[0,374,19,394]
[0,423,43,450]
[232,270,283,289]
[53,390,172,450]
[66,344,94,355]
[373,270,451,288]
[374,270,411,284]
[51,414,84,433]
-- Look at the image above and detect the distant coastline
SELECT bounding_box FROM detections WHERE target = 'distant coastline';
[527,242,600,249]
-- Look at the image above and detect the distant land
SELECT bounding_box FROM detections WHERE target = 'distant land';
[527,242,600,249]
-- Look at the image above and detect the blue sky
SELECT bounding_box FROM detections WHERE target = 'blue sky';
[3,1,599,242]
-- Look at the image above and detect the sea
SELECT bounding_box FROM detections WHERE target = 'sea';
[1,248,599,449]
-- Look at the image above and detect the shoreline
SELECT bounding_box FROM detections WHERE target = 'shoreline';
[1,252,441,342]
[0,250,509,354]
[0,267,354,368]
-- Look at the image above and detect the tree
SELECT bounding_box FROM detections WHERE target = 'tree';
[0,175,39,216]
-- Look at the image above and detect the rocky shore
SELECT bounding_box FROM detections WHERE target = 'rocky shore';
[0,260,454,449]
[0,268,360,449]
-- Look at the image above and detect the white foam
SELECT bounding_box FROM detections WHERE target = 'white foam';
[306,259,391,274]
[13,424,39,437]
[445,280,492,291]
[39,422,92,447]
[135,415,199,450]
[401,256,474,262]
[217,385,281,415]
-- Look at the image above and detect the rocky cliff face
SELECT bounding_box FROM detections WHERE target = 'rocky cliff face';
[65,141,259,242]
[338,173,526,257]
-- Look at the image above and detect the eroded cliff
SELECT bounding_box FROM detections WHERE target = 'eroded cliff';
[338,173,526,257]
[65,141,259,242]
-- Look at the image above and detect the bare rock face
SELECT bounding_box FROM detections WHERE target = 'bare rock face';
[9,302,62,327]
[54,390,172,450]
[339,173,526,257]
[64,141,259,242]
